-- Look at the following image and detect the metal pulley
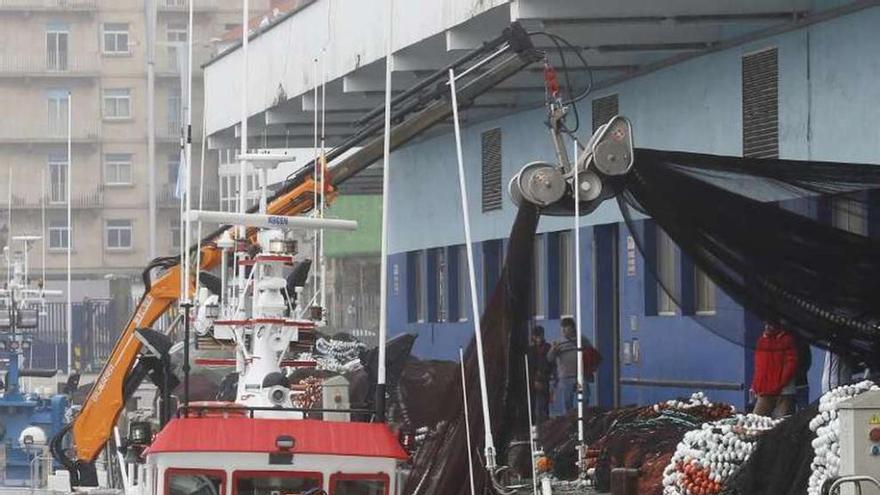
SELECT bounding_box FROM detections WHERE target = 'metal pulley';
[508,161,566,208]
[576,170,603,202]
[589,116,634,177]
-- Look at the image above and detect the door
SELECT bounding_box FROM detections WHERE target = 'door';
[48,154,68,204]
[46,27,68,71]
[593,223,620,408]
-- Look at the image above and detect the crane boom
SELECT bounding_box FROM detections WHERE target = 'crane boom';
[53,22,542,485]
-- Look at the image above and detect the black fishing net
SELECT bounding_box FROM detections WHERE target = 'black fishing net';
[621,149,880,366]
[402,205,538,495]
[722,404,818,495]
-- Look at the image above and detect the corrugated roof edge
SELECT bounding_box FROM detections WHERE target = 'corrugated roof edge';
[202,0,318,69]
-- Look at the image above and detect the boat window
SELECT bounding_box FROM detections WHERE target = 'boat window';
[233,471,323,495]
[166,469,225,495]
[330,474,388,495]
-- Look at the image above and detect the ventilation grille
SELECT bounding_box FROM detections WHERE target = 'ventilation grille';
[742,48,779,158]
[592,94,619,132]
[481,128,502,212]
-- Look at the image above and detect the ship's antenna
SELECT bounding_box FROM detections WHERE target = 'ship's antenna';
[375,0,394,422]
[233,0,251,325]
[180,0,197,413]
[572,139,587,476]
[448,67,497,471]
[319,52,327,320]
[461,348,477,495]
[66,90,72,377]
[194,77,209,298]
[524,354,539,495]
[312,57,319,301]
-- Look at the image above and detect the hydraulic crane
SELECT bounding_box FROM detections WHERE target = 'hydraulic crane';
[52,22,546,485]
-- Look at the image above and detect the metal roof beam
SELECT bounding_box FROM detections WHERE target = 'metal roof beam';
[510,0,811,21]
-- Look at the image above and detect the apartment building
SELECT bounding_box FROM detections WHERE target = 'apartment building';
[0,0,268,289]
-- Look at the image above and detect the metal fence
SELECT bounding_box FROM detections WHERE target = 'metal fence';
[27,299,122,372]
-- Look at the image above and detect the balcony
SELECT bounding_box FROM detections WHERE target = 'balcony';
[0,0,97,12]
[0,121,100,144]
[0,53,100,78]
[158,183,220,209]
[8,188,104,210]
[157,0,217,13]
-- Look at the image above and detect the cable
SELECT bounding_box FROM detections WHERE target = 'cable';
[528,31,595,135]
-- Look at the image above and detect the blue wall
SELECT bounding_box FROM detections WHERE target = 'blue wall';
[384,8,880,410]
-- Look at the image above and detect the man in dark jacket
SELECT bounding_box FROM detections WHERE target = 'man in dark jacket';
[752,322,798,418]
[528,325,552,424]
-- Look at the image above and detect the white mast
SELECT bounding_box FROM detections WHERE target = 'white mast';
[573,141,585,467]
[319,54,327,316]
[40,168,46,286]
[376,0,393,418]
[5,167,11,287]
[312,58,319,300]
[66,90,72,376]
[236,0,250,310]
[182,0,194,303]
[146,0,157,259]
[448,68,497,470]
[461,348,477,495]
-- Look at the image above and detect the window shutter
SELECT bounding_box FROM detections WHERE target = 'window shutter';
[742,48,779,158]
[481,128,502,212]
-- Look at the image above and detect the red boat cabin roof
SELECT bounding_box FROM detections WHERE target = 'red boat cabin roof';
[147,417,408,460]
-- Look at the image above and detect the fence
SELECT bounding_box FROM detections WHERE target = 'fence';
[27,299,122,372]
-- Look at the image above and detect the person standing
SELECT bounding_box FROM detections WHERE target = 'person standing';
[548,317,594,416]
[822,350,854,393]
[527,326,552,424]
[752,322,798,418]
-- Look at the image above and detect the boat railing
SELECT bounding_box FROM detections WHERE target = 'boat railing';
[176,404,376,420]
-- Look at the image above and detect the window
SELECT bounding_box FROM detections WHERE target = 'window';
[103,23,130,54]
[592,94,619,132]
[233,471,322,495]
[170,219,181,250]
[481,128,502,212]
[656,227,677,315]
[105,153,132,185]
[48,218,70,250]
[742,48,778,159]
[433,248,447,323]
[411,251,426,323]
[532,235,546,318]
[330,473,389,495]
[47,90,69,136]
[166,22,187,42]
[558,231,574,317]
[456,244,469,322]
[46,24,68,71]
[48,152,68,204]
[165,468,225,495]
[103,88,132,119]
[833,195,867,235]
[482,240,502,304]
[106,219,133,249]
[695,268,716,314]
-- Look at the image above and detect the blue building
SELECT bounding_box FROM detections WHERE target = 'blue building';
[203,0,880,412]
[382,8,880,411]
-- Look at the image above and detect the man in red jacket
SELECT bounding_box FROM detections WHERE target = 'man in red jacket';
[752,321,799,417]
